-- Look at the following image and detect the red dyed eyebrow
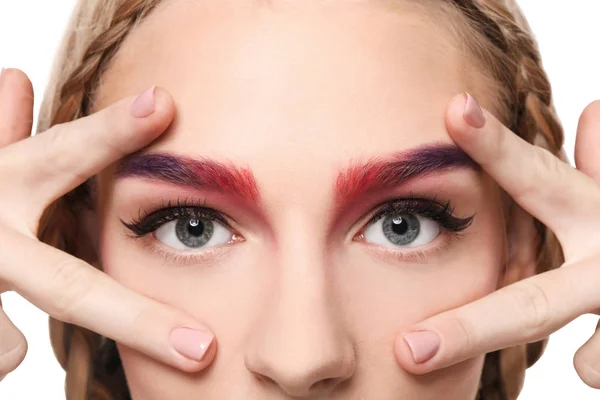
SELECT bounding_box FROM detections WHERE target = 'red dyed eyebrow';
[115,143,477,208]
[115,152,260,203]
[335,143,480,207]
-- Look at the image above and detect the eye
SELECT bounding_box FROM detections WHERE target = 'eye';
[154,217,234,250]
[121,198,242,254]
[356,197,474,251]
[363,213,440,248]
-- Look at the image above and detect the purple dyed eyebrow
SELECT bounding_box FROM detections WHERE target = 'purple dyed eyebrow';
[115,143,478,207]
[115,152,260,203]
[334,143,480,206]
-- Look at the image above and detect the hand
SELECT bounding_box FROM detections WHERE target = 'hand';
[394,92,600,388]
[0,69,216,381]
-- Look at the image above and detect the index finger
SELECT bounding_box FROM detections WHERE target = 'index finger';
[395,261,599,374]
[0,86,173,223]
[0,227,217,373]
[443,93,600,256]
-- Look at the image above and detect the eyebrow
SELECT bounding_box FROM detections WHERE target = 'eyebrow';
[115,152,260,202]
[115,143,478,207]
[334,143,480,206]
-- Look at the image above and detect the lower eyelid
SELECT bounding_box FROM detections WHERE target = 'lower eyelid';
[152,241,236,266]
[355,231,456,264]
[133,232,238,267]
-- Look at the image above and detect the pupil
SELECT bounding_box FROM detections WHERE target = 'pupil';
[187,219,205,237]
[392,217,408,235]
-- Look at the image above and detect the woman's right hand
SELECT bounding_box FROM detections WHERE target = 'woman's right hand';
[0,68,216,381]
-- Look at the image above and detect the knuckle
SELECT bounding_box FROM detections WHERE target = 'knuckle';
[508,281,551,338]
[0,147,25,196]
[511,145,564,205]
[41,125,67,160]
[130,304,155,341]
[534,146,563,180]
[513,146,544,201]
[483,122,509,165]
[445,312,476,360]
[126,302,170,350]
[39,125,87,183]
[47,258,93,322]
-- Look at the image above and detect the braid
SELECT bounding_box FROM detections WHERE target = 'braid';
[38,1,161,399]
[37,0,565,399]
[51,0,161,126]
[447,1,565,399]
[451,0,563,147]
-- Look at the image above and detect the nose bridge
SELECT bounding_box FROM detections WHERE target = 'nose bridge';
[244,212,355,396]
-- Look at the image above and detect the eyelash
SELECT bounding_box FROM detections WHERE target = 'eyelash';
[355,194,474,262]
[121,195,474,265]
[120,197,241,266]
[121,197,232,238]
[363,195,473,233]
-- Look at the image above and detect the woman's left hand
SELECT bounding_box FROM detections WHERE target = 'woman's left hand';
[394,92,600,388]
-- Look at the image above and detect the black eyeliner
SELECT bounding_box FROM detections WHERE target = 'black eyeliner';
[120,197,230,238]
[366,197,474,232]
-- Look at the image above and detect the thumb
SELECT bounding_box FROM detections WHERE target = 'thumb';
[0,297,28,377]
[575,100,600,181]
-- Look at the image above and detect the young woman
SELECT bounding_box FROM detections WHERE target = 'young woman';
[1,0,600,399]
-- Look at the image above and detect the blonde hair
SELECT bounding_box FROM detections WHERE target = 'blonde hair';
[36,1,565,399]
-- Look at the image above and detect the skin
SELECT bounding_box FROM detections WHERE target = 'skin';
[92,1,516,398]
[0,2,600,399]
[4,0,600,397]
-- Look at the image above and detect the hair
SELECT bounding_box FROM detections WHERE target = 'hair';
[36,0,565,399]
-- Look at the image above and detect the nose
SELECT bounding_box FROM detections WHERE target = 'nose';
[244,243,356,396]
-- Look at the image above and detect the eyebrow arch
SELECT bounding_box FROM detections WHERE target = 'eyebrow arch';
[334,142,480,206]
[115,152,260,203]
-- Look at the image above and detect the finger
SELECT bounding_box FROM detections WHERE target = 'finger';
[575,100,600,182]
[1,86,174,220]
[0,296,28,376]
[445,93,600,251]
[0,228,217,373]
[395,261,599,374]
[574,318,600,389]
[0,68,34,147]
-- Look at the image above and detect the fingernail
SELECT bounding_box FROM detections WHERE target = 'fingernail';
[463,93,486,129]
[170,327,214,361]
[404,331,440,364]
[130,86,156,118]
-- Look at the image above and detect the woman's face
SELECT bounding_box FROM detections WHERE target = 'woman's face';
[94,1,507,398]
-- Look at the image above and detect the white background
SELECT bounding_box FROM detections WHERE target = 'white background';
[0,1,599,398]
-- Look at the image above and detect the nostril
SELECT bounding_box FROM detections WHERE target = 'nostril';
[253,373,277,387]
[309,377,341,391]
[252,369,348,395]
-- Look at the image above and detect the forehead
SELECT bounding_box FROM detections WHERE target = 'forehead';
[95,0,482,190]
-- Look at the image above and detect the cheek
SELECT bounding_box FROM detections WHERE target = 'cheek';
[99,221,274,389]
[337,209,505,369]
[99,220,272,337]
[330,215,503,396]
[117,346,191,399]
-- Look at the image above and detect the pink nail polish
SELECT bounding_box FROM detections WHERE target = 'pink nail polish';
[463,93,486,129]
[170,327,214,361]
[404,331,440,364]
[130,86,156,118]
